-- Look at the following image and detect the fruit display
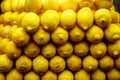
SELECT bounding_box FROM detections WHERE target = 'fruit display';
[0,0,120,80]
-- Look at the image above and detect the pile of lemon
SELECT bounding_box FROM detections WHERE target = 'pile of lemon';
[0,0,120,80]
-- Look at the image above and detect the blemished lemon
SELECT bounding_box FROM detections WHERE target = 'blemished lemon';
[43,0,59,11]
[69,25,85,42]
[90,41,107,58]
[0,73,5,80]
[33,55,49,75]
[0,54,13,73]
[60,9,76,30]
[51,27,68,45]
[41,70,57,80]
[95,8,112,29]
[91,69,106,80]
[33,27,50,45]
[99,55,114,71]
[86,25,104,43]
[24,71,40,80]
[77,7,94,30]
[6,68,23,80]
[15,55,32,73]
[42,42,56,58]
[50,55,66,73]
[24,41,40,58]
[108,40,120,58]
[58,70,74,80]
[24,0,42,13]
[59,0,78,12]
[75,69,90,80]
[83,55,98,72]
[41,10,60,32]
[74,41,89,57]
[104,24,120,42]
[66,54,82,71]
[58,42,73,57]
[22,12,40,34]
[107,68,120,80]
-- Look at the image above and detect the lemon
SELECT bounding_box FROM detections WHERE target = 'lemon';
[66,54,82,71]
[99,55,114,71]
[0,73,5,80]
[41,10,60,32]
[86,25,104,43]
[69,25,85,42]
[90,41,107,58]
[83,55,98,72]
[0,54,13,73]
[108,40,120,58]
[6,68,23,80]
[43,0,59,11]
[107,68,120,80]
[115,57,120,70]
[24,41,40,58]
[42,42,56,58]
[78,0,95,9]
[74,41,89,57]
[5,41,22,59]
[16,55,32,73]
[22,12,40,34]
[11,0,19,11]
[61,9,76,30]
[95,8,112,29]
[1,0,11,12]
[24,0,42,13]
[10,12,19,25]
[58,70,74,80]
[33,55,49,75]
[1,25,11,38]
[11,27,30,47]
[50,55,65,73]
[51,27,68,45]
[75,69,90,80]
[24,71,40,80]
[104,24,120,42]
[0,38,10,54]
[91,69,106,80]
[59,0,78,12]
[33,27,50,45]
[77,7,94,30]
[58,42,73,57]
[110,10,120,23]
[17,0,26,12]
[2,11,12,24]
[41,70,57,80]
[16,12,27,26]
[95,0,113,9]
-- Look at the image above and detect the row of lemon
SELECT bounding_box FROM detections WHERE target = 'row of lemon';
[1,0,113,13]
